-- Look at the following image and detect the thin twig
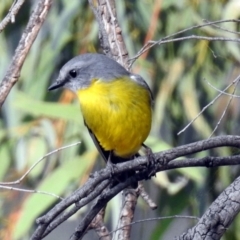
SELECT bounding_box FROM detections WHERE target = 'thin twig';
[0,185,63,200]
[129,19,240,67]
[177,74,240,135]
[0,142,81,186]
[0,0,26,32]
[0,0,53,108]
[131,35,240,67]
[203,19,240,35]
[209,80,239,138]
[138,182,157,210]
[103,215,199,238]
[150,35,240,45]
[205,78,240,98]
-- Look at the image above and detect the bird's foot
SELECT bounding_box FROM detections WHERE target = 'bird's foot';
[142,143,156,178]
[107,151,117,178]
[107,160,116,177]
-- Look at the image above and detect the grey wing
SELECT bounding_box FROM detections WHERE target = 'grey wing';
[84,120,110,163]
[130,74,154,106]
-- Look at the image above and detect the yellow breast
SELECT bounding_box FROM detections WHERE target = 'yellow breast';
[77,77,152,158]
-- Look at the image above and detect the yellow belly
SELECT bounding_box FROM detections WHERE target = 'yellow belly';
[77,78,152,158]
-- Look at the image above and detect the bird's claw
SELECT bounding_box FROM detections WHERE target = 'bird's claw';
[142,144,157,178]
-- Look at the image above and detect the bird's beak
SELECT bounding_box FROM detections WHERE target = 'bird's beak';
[48,78,65,91]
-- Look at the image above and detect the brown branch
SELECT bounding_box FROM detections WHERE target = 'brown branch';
[30,135,240,240]
[177,175,240,240]
[32,179,111,240]
[88,207,110,240]
[0,0,26,32]
[96,0,129,68]
[138,182,157,210]
[88,0,112,58]
[129,19,240,67]
[0,0,53,108]
[130,35,240,67]
[116,189,139,240]
[69,181,131,240]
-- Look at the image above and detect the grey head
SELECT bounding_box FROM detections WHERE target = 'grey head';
[48,53,130,92]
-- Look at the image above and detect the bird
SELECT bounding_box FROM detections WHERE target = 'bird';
[48,53,153,188]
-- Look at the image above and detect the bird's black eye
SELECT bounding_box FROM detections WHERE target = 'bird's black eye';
[69,69,77,78]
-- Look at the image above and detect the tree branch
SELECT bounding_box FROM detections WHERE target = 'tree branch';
[70,181,134,240]
[88,207,110,240]
[0,0,53,108]
[31,179,110,239]
[30,135,240,240]
[91,0,129,68]
[116,189,139,240]
[129,19,240,67]
[0,0,26,32]
[177,175,240,240]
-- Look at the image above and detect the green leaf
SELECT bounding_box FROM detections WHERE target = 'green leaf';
[177,167,204,184]
[13,91,81,123]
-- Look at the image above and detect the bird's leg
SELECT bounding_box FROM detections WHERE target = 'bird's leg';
[107,151,124,188]
[142,143,155,164]
[142,143,156,178]
[107,150,115,177]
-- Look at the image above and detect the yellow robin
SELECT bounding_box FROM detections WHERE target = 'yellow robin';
[48,53,153,187]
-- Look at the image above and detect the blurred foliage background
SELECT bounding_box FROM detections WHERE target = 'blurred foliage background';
[1,0,240,239]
